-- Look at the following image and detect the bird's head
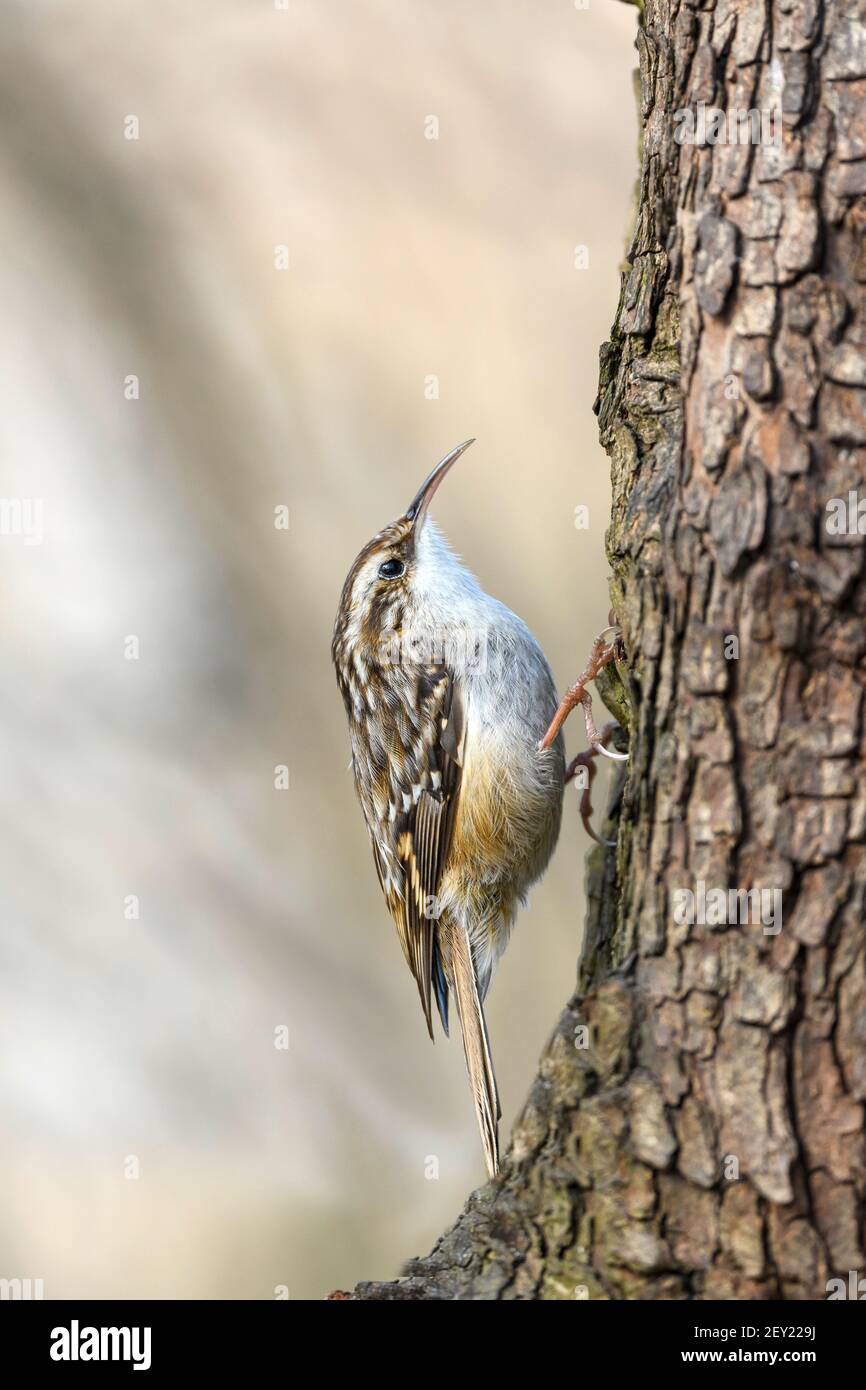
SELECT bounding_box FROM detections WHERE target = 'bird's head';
[333,439,475,663]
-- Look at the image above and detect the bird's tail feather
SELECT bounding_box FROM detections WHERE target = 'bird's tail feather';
[448,924,500,1178]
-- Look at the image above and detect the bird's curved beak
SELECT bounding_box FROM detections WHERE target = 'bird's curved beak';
[405,438,475,526]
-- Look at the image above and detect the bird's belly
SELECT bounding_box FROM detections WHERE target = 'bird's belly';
[446,707,564,905]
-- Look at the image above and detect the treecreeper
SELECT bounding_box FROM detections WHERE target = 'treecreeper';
[331,440,568,1175]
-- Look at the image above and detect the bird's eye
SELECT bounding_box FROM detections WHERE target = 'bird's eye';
[378,558,405,580]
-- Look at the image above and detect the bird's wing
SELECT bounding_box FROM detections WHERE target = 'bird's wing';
[370,666,465,1039]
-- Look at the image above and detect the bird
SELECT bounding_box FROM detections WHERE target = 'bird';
[331,439,565,1177]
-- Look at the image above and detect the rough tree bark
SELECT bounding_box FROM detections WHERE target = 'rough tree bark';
[343,0,866,1299]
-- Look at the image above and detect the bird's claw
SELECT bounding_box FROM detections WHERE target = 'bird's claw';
[543,624,629,843]
[539,624,626,755]
[594,740,629,762]
[565,721,622,847]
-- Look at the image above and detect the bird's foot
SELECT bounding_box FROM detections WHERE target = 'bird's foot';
[564,722,622,847]
[541,624,629,845]
[539,624,628,759]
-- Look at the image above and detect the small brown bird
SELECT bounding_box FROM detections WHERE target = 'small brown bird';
[332,441,564,1176]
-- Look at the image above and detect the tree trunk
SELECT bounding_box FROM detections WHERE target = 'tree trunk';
[343,0,866,1300]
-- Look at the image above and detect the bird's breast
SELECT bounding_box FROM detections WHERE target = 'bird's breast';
[448,655,564,898]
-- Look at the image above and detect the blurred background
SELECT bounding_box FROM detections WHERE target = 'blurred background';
[0,0,636,1299]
